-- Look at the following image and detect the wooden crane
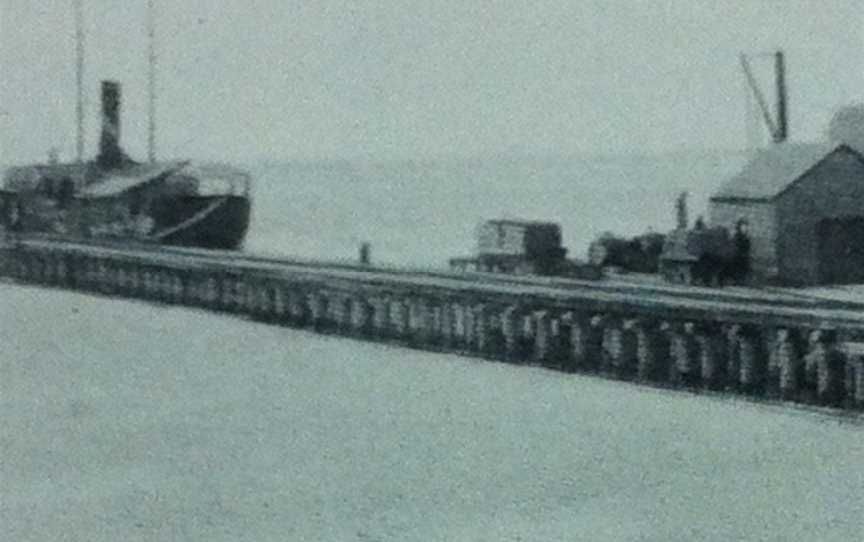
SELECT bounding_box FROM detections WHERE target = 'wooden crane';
[740,51,788,144]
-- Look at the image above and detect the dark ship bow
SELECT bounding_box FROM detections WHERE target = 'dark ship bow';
[151,193,251,250]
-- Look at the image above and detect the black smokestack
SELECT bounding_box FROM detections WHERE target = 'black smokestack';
[98,80,126,168]
[775,51,788,143]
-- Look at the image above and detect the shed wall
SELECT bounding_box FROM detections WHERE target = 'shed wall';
[776,150,864,284]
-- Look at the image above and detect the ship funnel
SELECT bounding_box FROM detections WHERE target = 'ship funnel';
[97,80,126,168]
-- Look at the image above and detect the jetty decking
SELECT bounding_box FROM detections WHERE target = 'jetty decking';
[2,235,863,411]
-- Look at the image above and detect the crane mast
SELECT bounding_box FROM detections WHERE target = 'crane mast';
[740,50,789,145]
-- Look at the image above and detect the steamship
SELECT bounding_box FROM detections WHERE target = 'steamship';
[0,0,251,250]
[1,82,251,250]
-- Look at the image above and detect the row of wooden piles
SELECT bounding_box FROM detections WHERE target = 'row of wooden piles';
[2,245,863,411]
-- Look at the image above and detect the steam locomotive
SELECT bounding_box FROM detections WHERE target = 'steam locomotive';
[659,221,751,286]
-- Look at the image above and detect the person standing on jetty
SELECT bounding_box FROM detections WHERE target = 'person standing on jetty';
[359,242,371,266]
[1,196,22,238]
[732,219,751,285]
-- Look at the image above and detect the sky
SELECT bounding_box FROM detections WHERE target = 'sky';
[1,0,862,164]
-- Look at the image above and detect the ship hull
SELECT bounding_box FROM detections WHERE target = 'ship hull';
[150,195,251,250]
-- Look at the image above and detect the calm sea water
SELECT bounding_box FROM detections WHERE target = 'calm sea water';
[1,152,747,267]
[243,153,747,267]
[4,284,863,541]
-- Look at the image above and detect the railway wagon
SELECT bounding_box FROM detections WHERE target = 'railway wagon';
[450,219,599,278]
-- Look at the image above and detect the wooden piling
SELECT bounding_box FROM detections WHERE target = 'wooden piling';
[738,326,766,395]
[615,319,640,379]
[349,297,372,336]
[810,330,844,406]
[287,289,308,327]
[410,298,433,344]
[776,328,805,400]
[308,291,329,331]
[500,306,520,361]
[582,315,606,372]
[693,322,727,390]
[853,354,864,408]
[533,310,552,365]
[636,319,669,382]
[669,322,699,387]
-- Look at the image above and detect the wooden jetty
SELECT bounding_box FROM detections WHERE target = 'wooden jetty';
[2,235,863,412]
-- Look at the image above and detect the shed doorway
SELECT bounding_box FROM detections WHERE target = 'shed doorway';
[817,217,864,284]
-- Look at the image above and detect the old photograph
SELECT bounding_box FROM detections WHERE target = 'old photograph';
[1,1,862,540]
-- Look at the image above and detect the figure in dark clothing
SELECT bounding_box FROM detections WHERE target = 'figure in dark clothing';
[3,197,23,233]
[732,219,751,284]
[57,178,75,211]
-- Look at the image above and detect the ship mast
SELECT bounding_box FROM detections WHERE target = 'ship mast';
[147,0,157,163]
[74,0,85,163]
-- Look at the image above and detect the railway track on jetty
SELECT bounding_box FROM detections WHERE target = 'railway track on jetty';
[2,234,863,412]
[17,235,864,312]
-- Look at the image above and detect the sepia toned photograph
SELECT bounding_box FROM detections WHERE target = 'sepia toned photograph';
[1,1,862,540]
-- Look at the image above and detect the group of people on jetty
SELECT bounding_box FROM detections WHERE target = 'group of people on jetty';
[675,191,752,286]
